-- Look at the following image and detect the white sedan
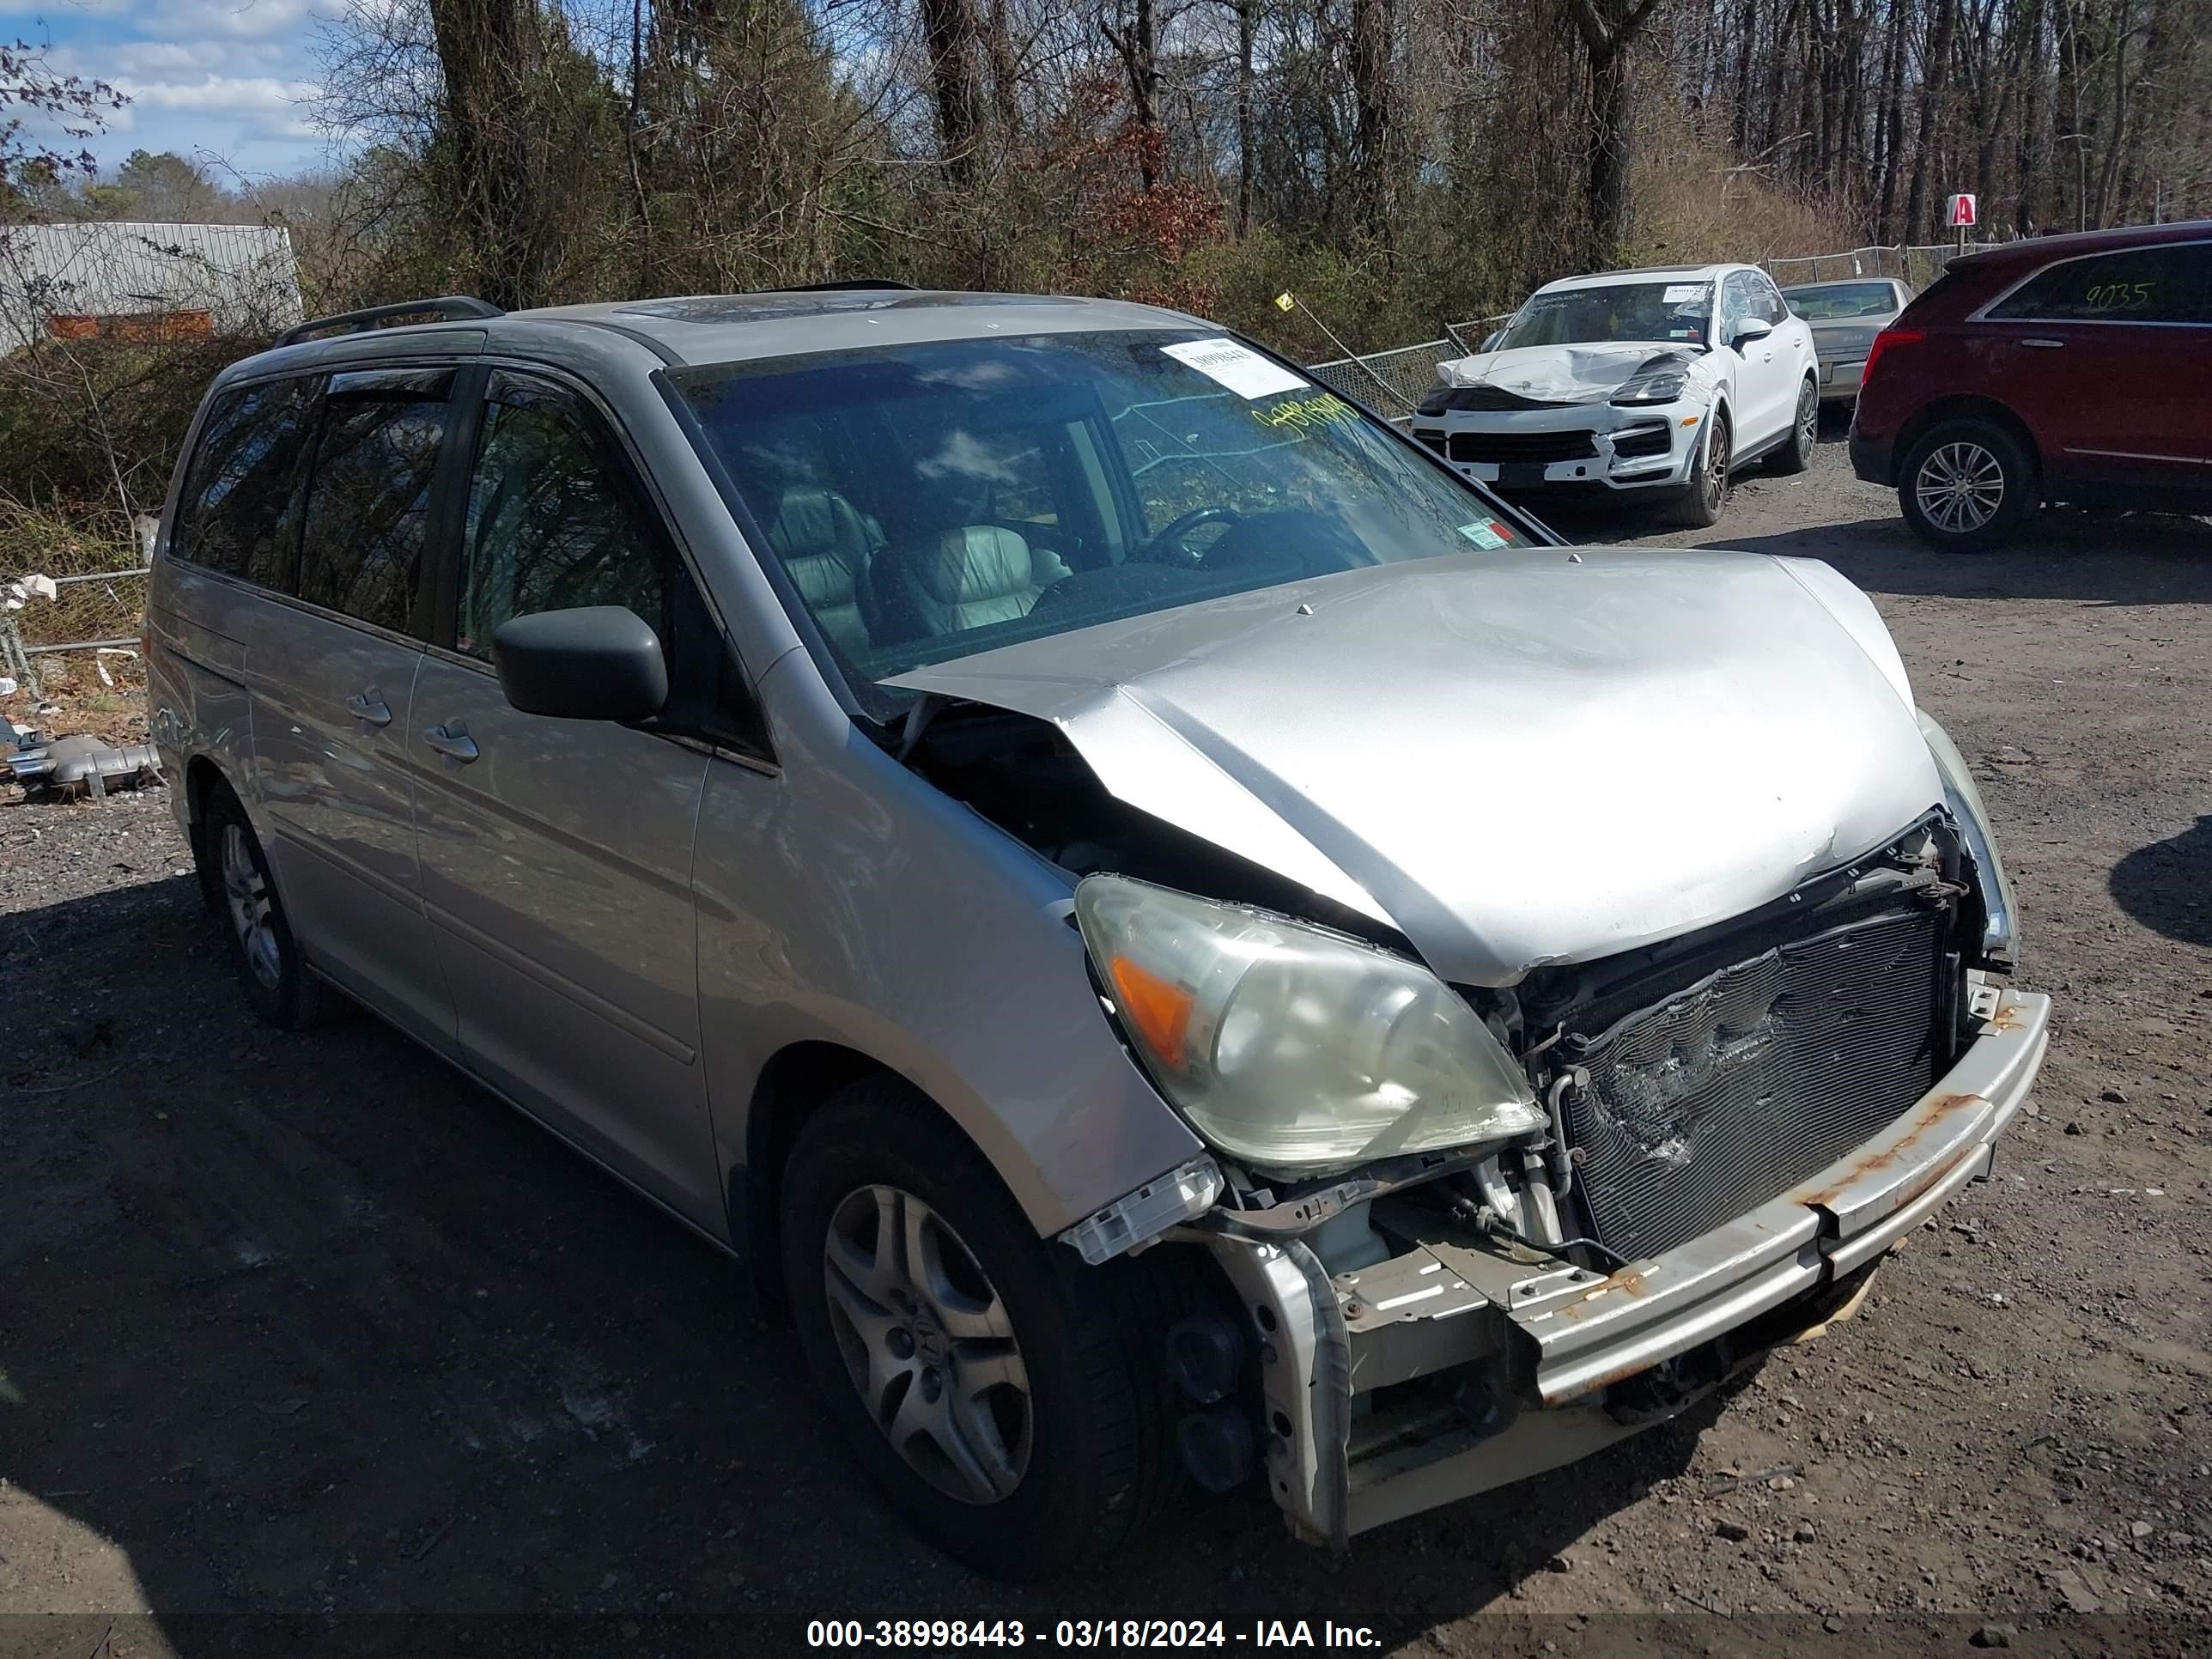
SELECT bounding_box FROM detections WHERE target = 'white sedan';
[1413,262,1821,527]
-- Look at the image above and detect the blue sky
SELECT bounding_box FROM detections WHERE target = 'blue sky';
[4,0,336,184]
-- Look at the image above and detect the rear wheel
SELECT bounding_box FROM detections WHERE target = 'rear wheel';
[780,1079,1188,1577]
[1769,378,1818,474]
[194,781,335,1029]
[1666,410,1729,528]
[1897,417,2038,551]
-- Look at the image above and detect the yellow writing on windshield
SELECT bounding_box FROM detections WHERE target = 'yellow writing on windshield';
[1251,390,1358,433]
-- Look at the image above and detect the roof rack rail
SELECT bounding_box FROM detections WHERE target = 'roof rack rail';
[770,279,919,293]
[276,295,504,349]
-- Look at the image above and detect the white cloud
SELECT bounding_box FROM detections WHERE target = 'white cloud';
[91,38,301,78]
[0,0,138,15]
[118,73,319,114]
[31,9,339,179]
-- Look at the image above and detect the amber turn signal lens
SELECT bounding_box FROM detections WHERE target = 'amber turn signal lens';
[1109,955,1195,1072]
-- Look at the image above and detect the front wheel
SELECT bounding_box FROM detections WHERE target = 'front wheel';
[781,1079,1189,1577]
[1897,417,2038,551]
[1665,410,1730,528]
[1769,379,1818,474]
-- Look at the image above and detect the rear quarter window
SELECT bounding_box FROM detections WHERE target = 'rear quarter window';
[168,377,320,590]
[1986,242,2212,325]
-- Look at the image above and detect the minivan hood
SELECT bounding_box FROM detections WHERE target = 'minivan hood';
[887,550,1942,985]
[1437,342,1717,405]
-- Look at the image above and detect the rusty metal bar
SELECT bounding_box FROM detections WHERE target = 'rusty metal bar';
[24,635,139,655]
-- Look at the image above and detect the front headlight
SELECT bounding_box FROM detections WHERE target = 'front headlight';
[1918,711,2019,968]
[1611,371,1688,405]
[1073,875,1546,1173]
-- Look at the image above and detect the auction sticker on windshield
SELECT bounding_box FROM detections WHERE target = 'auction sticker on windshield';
[1662,283,1705,302]
[1163,337,1310,399]
[1457,519,1515,549]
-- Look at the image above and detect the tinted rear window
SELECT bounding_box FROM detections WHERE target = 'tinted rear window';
[169,377,319,589]
[298,386,452,634]
[1780,283,1900,319]
[1987,242,2212,324]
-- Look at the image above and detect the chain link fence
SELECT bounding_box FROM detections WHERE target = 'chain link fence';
[1306,340,1454,416]
[1760,240,1998,291]
[1306,312,1515,419]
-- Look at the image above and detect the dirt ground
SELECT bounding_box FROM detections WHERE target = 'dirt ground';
[3,428,2209,1658]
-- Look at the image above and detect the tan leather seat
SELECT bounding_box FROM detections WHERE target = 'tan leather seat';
[766,486,879,657]
[876,524,1067,643]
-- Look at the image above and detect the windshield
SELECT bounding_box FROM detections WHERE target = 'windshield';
[1493,281,1712,350]
[675,330,1534,689]
[1781,282,1901,319]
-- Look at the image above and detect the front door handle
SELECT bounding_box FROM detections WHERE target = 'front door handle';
[422,721,480,763]
[2018,337,2066,349]
[344,689,392,727]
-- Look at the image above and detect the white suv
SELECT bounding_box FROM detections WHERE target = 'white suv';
[1415,263,1821,527]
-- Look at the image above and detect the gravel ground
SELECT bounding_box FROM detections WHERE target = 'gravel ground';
[3,430,2209,1658]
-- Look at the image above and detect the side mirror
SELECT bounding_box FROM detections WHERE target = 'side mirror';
[493,605,669,722]
[1730,318,1775,352]
[1480,330,1504,352]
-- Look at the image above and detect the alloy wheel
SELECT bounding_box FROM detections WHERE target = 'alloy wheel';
[220,822,283,989]
[1914,441,2005,534]
[822,1184,1033,1504]
[1796,385,1817,455]
[1704,422,1729,508]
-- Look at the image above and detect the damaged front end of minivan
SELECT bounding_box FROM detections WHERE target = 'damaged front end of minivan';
[1042,826,2045,1549]
[884,549,2048,1547]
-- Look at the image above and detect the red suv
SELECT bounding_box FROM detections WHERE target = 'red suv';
[1850,221,2212,550]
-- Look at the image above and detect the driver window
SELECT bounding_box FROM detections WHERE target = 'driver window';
[1720,274,1755,337]
[457,377,669,661]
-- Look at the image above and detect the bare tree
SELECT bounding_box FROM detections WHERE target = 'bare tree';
[1568,0,1670,263]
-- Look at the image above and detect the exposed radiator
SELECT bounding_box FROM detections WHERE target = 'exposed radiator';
[1561,902,1951,1262]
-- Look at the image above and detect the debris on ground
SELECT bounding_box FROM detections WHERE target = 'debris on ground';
[10,732,164,799]
[3,645,155,803]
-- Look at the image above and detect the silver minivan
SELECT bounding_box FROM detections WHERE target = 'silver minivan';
[147,288,2049,1577]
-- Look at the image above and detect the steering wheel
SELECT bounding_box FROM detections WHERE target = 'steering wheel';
[1136,505,1243,564]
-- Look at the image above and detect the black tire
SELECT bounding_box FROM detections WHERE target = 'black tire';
[1896,416,2039,551]
[781,1079,1189,1577]
[1666,410,1730,528]
[1768,378,1818,475]
[194,781,337,1030]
